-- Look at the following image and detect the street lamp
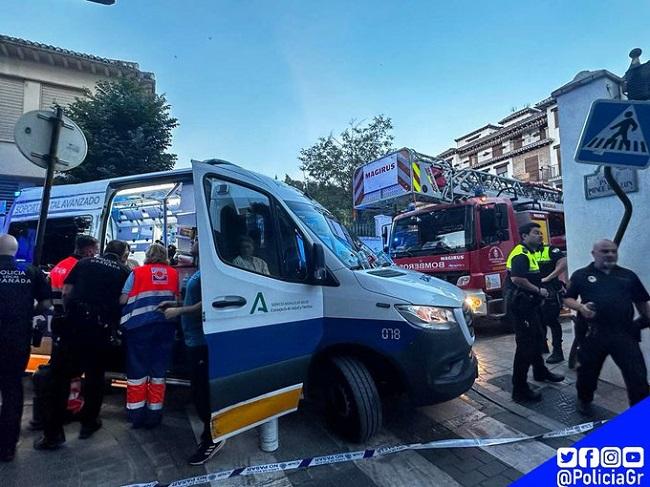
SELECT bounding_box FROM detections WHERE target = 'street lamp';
[624,48,650,101]
[86,0,116,4]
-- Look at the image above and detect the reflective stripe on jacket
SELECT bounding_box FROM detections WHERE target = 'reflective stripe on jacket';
[121,264,179,330]
[506,244,539,272]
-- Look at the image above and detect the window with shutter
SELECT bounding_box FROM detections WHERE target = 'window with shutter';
[492,144,503,157]
[0,78,24,142]
[524,156,539,181]
[512,137,523,150]
[40,84,85,110]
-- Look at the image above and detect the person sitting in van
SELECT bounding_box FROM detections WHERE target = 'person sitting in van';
[119,243,179,429]
[232,236,269,275]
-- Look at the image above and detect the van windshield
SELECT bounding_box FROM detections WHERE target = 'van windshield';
[286,201,390,270]
[390,205,474,257]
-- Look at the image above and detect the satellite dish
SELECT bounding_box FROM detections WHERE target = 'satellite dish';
[14,109,87,171]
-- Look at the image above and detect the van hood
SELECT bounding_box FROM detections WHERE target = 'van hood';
[353,267,465,308]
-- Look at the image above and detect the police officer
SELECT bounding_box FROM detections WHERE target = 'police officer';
[49,235,99,328]
[564,239,650,415]
[536,242,567,363]
[35,240,131,450]
[0,234,51,461]
[506,223,564,402]
[30,235,99,431]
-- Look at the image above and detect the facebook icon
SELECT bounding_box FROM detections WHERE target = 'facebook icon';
[579,448,600,468]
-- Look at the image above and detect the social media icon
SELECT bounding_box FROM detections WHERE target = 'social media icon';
[623,447,644,468]
[600,447,621,467]
[579,448,600,468]
[557,448,577,468]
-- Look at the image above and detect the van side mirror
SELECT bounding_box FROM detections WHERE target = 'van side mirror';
[381,226,388,246]
[310,242,327,284]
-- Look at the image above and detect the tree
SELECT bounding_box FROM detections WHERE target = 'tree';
[297,115,394,221]
[57,78,178,183]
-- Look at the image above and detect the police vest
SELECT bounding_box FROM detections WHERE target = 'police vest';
[120,264,179,330]
[50,256,79,309]
[533,245,551,265]
[506,244,539,273]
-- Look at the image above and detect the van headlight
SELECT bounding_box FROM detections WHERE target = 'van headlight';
[464,295,483,313]
[395,304,457,330]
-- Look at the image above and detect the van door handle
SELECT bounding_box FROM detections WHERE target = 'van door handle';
[212,296,247,309]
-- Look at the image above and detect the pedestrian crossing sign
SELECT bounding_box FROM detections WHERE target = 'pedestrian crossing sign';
[575,99,650,169]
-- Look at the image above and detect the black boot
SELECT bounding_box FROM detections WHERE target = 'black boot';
[546,348,565,364]
[534,370,564,382]
[512,387,542,403]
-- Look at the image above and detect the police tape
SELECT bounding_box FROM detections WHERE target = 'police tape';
[121,420,606,487]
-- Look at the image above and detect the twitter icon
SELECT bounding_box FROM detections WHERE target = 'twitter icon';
[557,448,578,468]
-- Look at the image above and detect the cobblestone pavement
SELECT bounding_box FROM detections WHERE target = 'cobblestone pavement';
[0,320,630,487]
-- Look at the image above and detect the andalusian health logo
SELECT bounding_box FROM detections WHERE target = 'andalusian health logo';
[250,292,268,314]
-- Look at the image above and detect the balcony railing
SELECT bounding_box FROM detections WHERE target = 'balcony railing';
[540,165,562,181]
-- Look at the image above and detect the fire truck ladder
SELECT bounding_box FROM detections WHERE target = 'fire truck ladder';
[410,149,563,204]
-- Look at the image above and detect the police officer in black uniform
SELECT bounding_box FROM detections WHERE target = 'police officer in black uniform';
[35,240,131,450]
[506,223,564,403]
[564,239,650,415]
[0,234,51,461]
[536,242,567,363]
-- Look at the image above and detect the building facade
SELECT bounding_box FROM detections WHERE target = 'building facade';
[0,34,154,214]
[437,97,563,188]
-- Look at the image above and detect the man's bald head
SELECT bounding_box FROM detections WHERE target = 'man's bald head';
[592,239,618,271]
[0,234,19,257]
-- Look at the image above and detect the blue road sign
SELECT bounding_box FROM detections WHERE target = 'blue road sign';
[575,99,650,169]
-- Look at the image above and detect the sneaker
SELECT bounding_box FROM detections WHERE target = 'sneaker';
[534,371,564,383]
[33,434,66,451]
[79,419,102,439]
[546,350,565,364]
[577,399,593,416]
[512,388,542,403]
[188,440,226,466]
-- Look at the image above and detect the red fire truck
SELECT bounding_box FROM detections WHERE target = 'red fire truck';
[353,148,564,319]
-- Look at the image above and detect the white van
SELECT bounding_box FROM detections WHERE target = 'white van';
[5,160,477,442]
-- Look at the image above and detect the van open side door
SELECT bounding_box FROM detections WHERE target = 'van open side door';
[192,160,325,442]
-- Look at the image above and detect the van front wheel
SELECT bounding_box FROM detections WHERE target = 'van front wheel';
[324,356,382,443]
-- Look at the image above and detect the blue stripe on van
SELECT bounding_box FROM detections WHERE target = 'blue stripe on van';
[205,318,324,378]
[204,317,416,379]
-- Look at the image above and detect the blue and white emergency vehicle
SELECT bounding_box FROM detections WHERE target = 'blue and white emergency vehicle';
[5,159,478,442]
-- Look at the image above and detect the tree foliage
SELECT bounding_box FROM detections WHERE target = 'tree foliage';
[297,115,394,221]
[57,78,178,183]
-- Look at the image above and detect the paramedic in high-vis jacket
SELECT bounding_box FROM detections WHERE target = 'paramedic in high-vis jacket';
[120,243,179,429]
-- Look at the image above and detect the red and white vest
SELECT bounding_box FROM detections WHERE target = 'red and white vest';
[120,264,179,330]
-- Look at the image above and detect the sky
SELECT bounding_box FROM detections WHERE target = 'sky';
[2,0,649,179]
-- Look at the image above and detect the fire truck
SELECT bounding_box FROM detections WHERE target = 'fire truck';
[353,148,564,319]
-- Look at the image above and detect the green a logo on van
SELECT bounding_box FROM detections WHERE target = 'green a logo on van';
[250,292,268,314]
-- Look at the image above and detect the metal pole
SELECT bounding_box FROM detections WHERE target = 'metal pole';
[603,166,633,246]
[33,107,64,266]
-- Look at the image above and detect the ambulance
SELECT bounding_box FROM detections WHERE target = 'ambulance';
[5,159,477,442]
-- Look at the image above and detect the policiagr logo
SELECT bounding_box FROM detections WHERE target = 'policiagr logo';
[250,292,268,314]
